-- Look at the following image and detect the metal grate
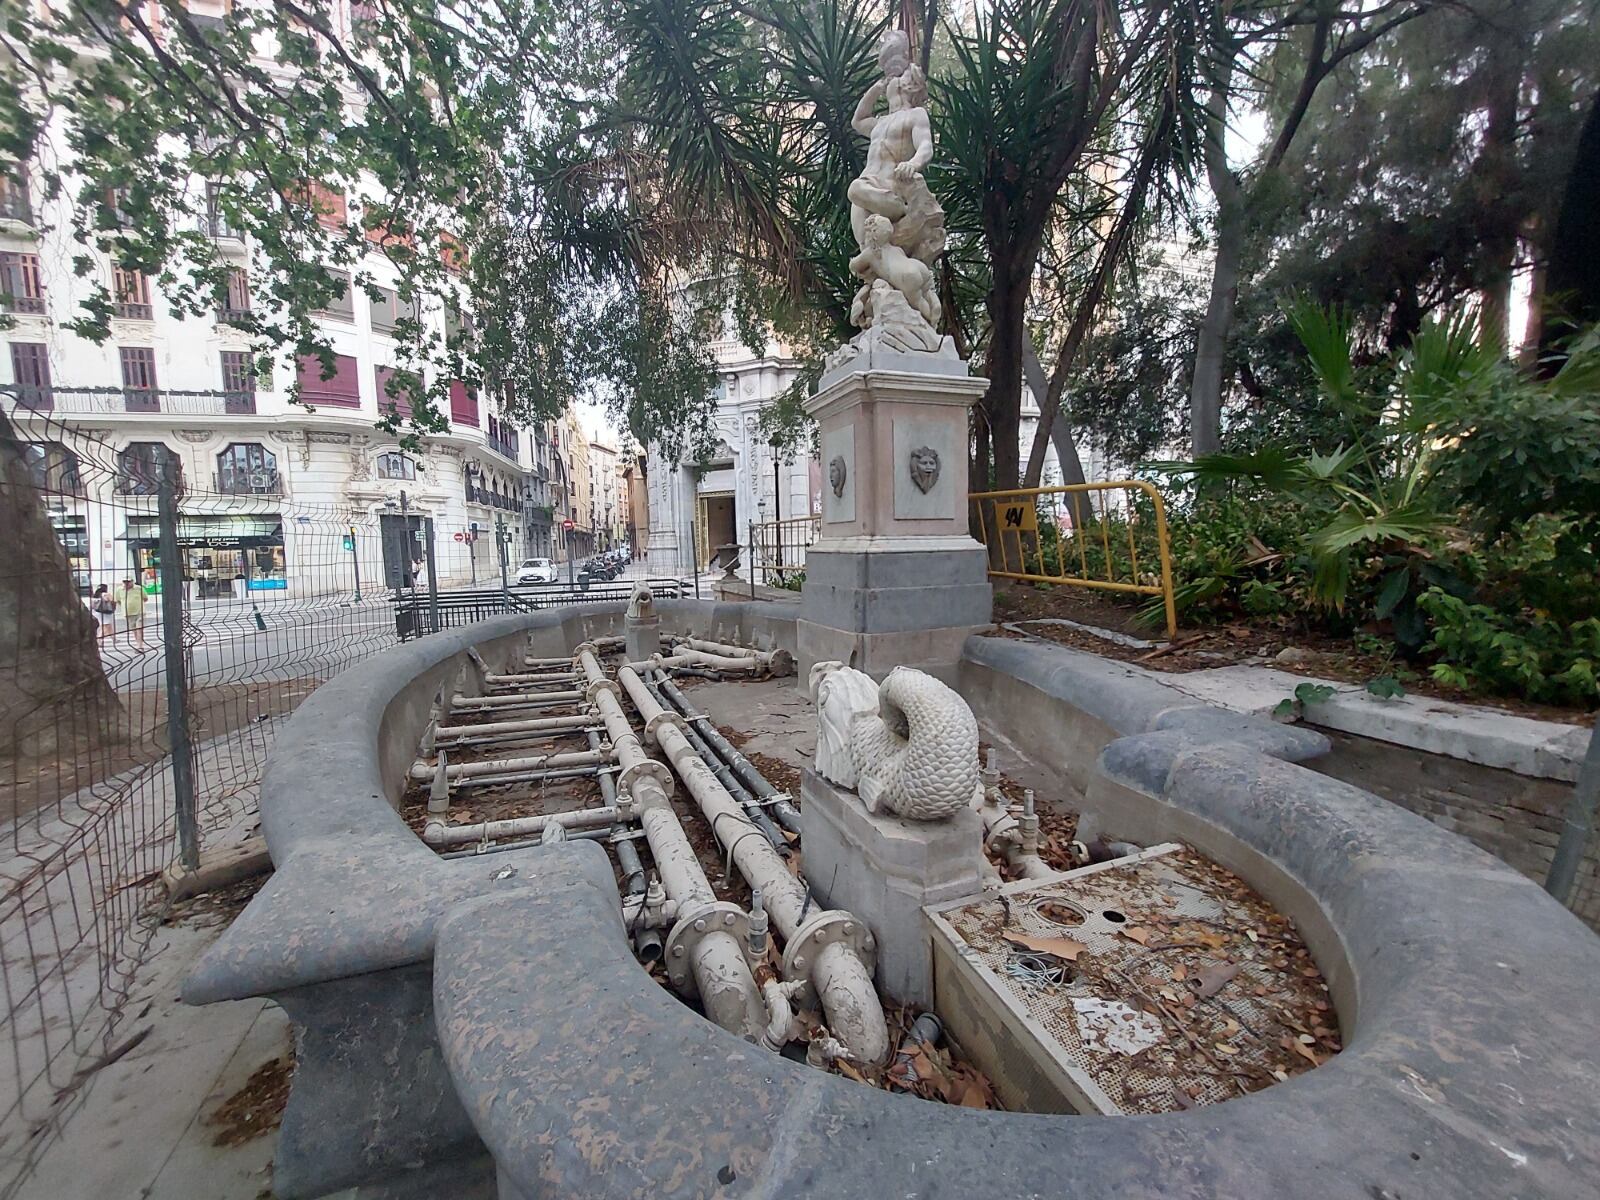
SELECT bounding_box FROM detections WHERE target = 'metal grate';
[930,845,1336,1116]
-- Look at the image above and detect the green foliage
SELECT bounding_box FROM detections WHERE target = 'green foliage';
[1420,590,1600,707]
[1272,682,1335,720]
[1150,303,1600,707]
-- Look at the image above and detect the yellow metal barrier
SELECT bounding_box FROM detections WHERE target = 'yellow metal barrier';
[969,480,1178,639]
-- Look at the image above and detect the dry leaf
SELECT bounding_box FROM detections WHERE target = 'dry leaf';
[1214,1042,1238,1056]
[959,1086,988,1109]
[1171,965,1188,982]
[1004,932,1088,962]
[836,1059,866,1083]
[1121,926,1152,945]
[1290,1040,1323,1067]
[1189,961,1241,1000]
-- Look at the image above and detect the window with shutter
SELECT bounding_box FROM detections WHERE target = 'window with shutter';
[9,342,51,408]
[119,347,159,411]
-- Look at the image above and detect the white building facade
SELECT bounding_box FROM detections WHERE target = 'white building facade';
[3,112,544,600]
[643,333,819,579]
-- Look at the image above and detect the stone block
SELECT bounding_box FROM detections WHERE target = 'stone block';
[799,767,986,1006]
[624,614,661,663]
[797,618,988,682]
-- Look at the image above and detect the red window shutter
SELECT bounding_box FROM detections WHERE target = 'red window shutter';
[375,365,413,418]
[297,352,361,408]
[450,379,478,427]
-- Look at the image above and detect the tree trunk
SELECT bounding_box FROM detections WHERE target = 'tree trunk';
[0,410,123,767]
[1190,200,1242,458]
[985,269,1028,491]
[1476,37,1523,351]
[1189,53,1243,460]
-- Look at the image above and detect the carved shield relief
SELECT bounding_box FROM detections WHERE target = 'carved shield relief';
[829,455,848,498]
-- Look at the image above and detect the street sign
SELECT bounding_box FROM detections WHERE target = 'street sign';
[453,532,465,542]
[999,498,1039,532]
[562,518,575,530]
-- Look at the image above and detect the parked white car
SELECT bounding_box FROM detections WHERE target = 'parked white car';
[515,557,557,585]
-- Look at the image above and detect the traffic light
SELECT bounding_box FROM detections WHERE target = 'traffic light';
[342,528,355,552]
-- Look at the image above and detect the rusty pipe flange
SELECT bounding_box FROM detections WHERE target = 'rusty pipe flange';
[584,678,622,705]
[643,709,687,744]
[618,757,674,799]
[571,641,598,660]
[663,901,753,995]
[780,909,877,982]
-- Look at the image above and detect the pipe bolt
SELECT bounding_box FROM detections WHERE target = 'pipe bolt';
[723,913,736,927]
[671,946,685,958]
[843,923,855,936]
[693,919,707,933]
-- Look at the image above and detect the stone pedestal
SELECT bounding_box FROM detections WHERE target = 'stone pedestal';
[798,333,992,679]
[800,767,987,1006]
[624,612,660,663]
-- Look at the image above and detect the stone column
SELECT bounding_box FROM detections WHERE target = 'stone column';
[797,336,992,678]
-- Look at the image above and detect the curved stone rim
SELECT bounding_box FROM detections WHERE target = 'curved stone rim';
[190,603,1600,1199]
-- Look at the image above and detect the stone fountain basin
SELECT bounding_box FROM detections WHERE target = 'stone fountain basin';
[185,600,1600,1200]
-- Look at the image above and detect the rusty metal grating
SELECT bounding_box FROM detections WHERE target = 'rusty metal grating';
[928,844,1338,1116]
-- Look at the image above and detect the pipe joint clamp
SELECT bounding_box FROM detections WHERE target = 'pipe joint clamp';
[644,709,688,744]
[618,758,675,800]
[663,900,752,996]
[781,909,877,981]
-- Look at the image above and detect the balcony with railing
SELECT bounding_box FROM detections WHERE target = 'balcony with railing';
[1,384,257,416]
[463,482,523,513]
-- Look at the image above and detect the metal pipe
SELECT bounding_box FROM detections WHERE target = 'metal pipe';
[675,636,794,676]
[410,746,612,782]
[450,689,585,710]
[574,645,764,1040]
[484,672,582,688]
[616,665,888,1064]
[642,673,788,853]
[437,826,610,858]
[654,674,803,836]
[449,765,605,790]
[593,728,645,897]
[423,805,620,847]
[1548,723,1600,904]
[627,651,761,674]
[975,753,1054,881]
[435,712,594,740]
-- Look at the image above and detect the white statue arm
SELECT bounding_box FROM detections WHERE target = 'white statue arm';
[891,109,934,182]
[851,79,885,136]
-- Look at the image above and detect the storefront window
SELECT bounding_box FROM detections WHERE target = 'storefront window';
[124,513,286,598]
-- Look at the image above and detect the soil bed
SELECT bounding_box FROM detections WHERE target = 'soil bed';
[993,581,1593,724]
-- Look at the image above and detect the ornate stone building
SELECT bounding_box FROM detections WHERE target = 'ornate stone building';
[644,332,820,578]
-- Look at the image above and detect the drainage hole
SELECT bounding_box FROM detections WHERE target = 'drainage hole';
[1101,909,1127,924]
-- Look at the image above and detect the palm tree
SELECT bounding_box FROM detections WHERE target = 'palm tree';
[605,0,1226,488]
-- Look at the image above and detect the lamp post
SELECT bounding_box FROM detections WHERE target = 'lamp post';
[770,436,783,570]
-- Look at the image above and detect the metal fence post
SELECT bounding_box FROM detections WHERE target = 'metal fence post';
[1547,720,1600,905]
[157,463,199,873]
[748,519,757,599]
[424,516,440,635]
[496,515,510,599]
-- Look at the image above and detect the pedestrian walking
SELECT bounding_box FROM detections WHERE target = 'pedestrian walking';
[91,583,116,639]
[120,578,148,648]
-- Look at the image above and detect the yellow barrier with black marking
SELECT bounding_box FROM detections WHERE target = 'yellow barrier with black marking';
[969,481,1178,638]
